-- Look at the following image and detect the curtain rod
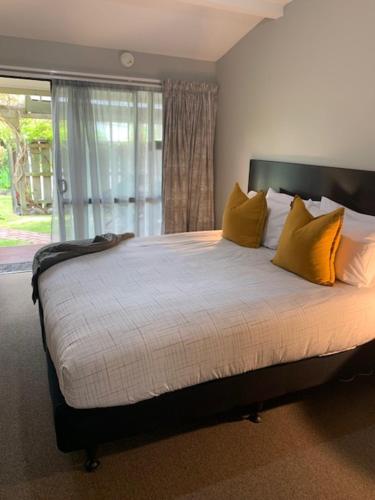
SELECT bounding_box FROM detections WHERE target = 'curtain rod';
[0,65,162,89]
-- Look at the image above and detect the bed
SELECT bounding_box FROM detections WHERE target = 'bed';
[37,160,375,471]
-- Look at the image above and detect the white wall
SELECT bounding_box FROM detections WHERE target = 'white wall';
[215,0,375,225]
[0,35,216,82]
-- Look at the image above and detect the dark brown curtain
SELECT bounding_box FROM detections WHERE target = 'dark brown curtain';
[162,80,218,233]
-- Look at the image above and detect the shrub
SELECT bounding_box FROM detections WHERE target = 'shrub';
[0,145,10,190]
[0,166,10,190]
[20,118,53,144]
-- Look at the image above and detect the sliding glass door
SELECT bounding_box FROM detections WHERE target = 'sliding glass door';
[0,77,53,269]
[52,81,162,241]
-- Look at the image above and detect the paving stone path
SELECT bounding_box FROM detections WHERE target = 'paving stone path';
[0,227,50,244]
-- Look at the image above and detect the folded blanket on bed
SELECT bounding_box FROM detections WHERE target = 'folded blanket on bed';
[31,232,134,303]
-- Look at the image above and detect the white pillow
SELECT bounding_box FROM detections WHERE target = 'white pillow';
[321,197,375,223]
[319,197,375,287]
[254,188,320,250]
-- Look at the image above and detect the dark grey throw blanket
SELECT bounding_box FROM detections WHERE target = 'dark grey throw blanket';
[32,232,134,303]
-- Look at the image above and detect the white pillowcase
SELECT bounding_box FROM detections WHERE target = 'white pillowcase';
[319,197,375,288]
[263,189,294,249]
[249,188,320,250]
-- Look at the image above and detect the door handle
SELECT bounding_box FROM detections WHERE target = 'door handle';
[58,178,68,194]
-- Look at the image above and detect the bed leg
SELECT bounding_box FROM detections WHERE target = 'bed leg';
[84,446,101,472]
[247,402,264,424]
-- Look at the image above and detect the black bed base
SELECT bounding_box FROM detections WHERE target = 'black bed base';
[46,337,375,463]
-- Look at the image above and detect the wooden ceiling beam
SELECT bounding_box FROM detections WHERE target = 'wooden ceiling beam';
[177,0,289,19]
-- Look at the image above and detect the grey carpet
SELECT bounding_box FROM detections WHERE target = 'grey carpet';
[1,272,375,500]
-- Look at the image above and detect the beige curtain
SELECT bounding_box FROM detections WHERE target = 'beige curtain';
[162,80,218,233]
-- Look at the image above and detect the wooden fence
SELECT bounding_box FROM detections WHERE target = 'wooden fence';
[20,141,53,213]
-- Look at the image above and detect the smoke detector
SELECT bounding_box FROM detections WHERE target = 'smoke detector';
[120,52,135,68]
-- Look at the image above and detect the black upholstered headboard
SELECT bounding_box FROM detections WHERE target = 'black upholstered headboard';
[248,159,375,216]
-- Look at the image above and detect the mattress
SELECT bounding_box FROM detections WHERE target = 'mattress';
[38,230,375,409]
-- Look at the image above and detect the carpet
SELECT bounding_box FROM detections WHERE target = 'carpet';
[0,272,375,499]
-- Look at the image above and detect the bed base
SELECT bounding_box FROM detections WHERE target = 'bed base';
[42,301,375,471]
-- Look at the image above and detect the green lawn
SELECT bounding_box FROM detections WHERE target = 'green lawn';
[0,194,52,234]
[0,239,29,247]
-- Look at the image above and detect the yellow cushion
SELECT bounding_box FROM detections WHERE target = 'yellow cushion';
[222,183,267,248]
[272,196,344,286]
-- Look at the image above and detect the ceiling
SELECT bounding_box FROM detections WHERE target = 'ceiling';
[0,0,292,62]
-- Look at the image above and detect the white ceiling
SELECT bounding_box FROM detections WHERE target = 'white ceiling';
[0,0,292,62]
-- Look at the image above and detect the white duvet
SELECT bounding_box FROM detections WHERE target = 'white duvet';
[38,231,375,409]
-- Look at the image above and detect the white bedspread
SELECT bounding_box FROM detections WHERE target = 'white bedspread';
[38,231,375,409]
